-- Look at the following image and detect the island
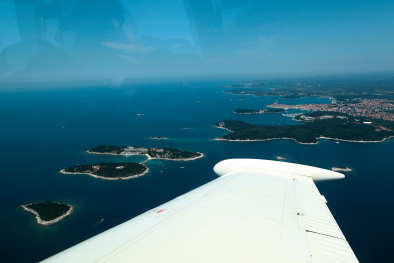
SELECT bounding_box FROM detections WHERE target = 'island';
[331,166,353,172]
[276,156,286,160]
[147,147,203,161]
[233,109,263,114]
[88,145,204,161]
[264,109,286,113]
[21,200,74,226]
[61,162,149,180]
[215,119,394,144]
[233,109,285,114]
[150,137,168,140]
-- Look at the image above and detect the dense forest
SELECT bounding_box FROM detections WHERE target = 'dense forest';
[64,162,147,178]
[233,109,261,114]
[264,109,286,113]
[216,119,394,144]
[25,202,71,221]
[148,148,201,159]
[89,145,125,154]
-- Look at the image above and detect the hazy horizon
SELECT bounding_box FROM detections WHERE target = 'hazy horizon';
[1,0,394,84]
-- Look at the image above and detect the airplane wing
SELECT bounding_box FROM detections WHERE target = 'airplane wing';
[42,159,359,263]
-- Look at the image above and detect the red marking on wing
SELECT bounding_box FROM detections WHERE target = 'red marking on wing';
[156,209,165,213]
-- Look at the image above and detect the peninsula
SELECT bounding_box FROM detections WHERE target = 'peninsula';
[21,201,74,226]
[215,119,394,144]
[332,166,353,172]
[88,145,203,161]
[61,162,149,180]
[233,109,285,114]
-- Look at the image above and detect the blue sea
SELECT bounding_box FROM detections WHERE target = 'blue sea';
[1,80,393,262]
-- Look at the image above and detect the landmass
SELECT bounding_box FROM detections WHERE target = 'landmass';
[264,109,286,113]
[88,145,203,161]
[21,200,74,226]
[332,166,353,172]
[233,109,263,114]
[215,119,394,144]
[146,147,203,161]
[233,108,285,114]
[221,77,394,122]
[61,162,149,180]
[150,137,168,140]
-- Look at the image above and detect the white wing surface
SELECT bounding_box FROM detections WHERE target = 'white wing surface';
[42,159,358,263]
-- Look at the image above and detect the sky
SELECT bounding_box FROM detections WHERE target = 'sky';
[0,0,393,83]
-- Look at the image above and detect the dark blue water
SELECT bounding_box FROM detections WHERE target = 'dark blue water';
[0,81,392,262]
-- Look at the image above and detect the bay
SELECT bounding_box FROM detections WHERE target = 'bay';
[0,81,391,262]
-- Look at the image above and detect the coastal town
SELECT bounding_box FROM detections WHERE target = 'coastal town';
[267,98,394,121]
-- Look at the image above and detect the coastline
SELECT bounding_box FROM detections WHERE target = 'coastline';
[215,124,394,144]
[214,137,318,145]
[60,163,150,180]
[86,151,205,161]
[86,151,120,156]
[233,110,264,114]
[214,136,394,144]
[21,203,74,226]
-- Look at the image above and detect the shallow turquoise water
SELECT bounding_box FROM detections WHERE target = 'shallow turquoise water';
[0,81,392,262]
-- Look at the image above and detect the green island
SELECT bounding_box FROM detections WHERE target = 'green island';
[21,200,74,226]
[264,109,286,113]
[61,162,149,180]
[87,145,125,154]
[234,109,263,114]
[88,145,203,160]
[233,108,285,114]
[147,147,203,160]
[332,166,353,172]
[215,119,394,144]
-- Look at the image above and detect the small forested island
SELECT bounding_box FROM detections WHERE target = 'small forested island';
[215,119,394,144]
[233,109,285,114]
[88,145,125,155]
[21,200,74,226]
[264,108,286,113]
[61,162,149,180]
[234,109,263,114]
[332,166,353,172]
[88,145,203,161]
[147,147,203,161]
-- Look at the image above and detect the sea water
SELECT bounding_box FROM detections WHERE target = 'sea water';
[0,81,392,262]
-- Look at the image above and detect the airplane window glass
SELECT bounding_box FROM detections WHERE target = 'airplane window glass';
[0,1,393,262]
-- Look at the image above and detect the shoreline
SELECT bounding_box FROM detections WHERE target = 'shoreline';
[214,136,393,144]
[21,203,74,226]
[87,150,205,162]
[86,151,120,156]
[60,163,150,180]
[233,110,264,115]
[215,124,393,144]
